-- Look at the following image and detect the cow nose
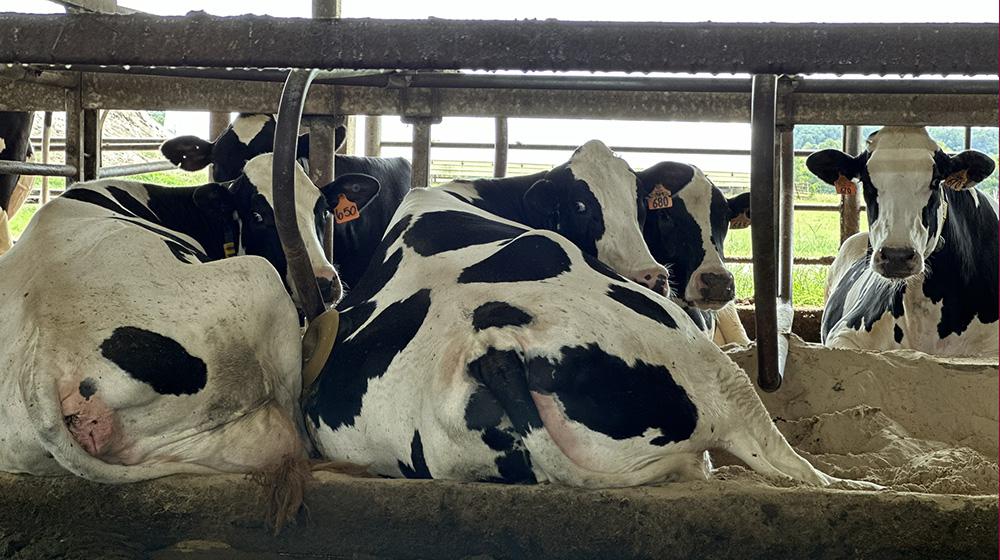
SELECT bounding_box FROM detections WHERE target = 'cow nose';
[699,271,735,303]
[875,247,919,278]
[316,276,338,303]
[631,267,671,297]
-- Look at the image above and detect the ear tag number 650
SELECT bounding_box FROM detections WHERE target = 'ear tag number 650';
[334,194,361,224]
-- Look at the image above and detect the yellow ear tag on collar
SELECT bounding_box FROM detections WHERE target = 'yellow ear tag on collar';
[942,169,970,191]
[647,184,673,210]
[223,242,236,258]
[834,174,857,195]
[334,194,361,224]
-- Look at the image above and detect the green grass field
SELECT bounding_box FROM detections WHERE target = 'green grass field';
[7,173,856,307]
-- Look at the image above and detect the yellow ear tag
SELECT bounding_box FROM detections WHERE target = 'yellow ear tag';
[223,242,236,258]
[942,169,969,191]
[647,184,673,210]
[834,174,857,195]
[334,194,361,224]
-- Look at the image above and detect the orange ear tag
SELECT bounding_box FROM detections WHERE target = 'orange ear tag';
[647,184,673,210]
[834,174,857,196]
[334,194,361,224]
[942,169,969,191]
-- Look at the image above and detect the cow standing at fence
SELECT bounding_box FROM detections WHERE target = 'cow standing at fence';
[0,154,338,527]
[808,126,997,357]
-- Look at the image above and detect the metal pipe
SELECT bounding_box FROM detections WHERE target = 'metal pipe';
[4,16,995,75]
[0,160,77,177]
[494,117,508,178]
[840,125,863,244]
[41,111,52,204]
[750,74,781,392]
[364,116,382,157]
[964,126,972,150]
[407,118,435,189]
[65,88,84,185]
[379,140,818,158]
[305,116,338,263]
[82,108,100,180]
[274,68,326,322]
[97,160,176,178]
[312,0,341,18]
[728,256,835,266]
[778,127,795,304]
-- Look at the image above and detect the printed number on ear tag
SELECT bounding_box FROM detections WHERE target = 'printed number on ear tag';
[942,169,970,191]
[834,174,857,196]
[334,194,361,224]
[647,184,673,210]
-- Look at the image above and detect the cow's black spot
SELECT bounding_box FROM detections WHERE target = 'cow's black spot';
[471,301,533,331]
[398,431,432,479]
[581,251,626,282]
[467,348,543,437]
[106,186,160,223]
[338,215,411,309]
[79,378,97,400]
[403,210,526,256]
[163,239,209,263]
[99,326,207,396]
[527,344,697,446]
[893,324,904,344]
[110,216,208,259]
[606,284,677,329]
[306,289,431,430]
[61,188,133,216]
[458,235,571,284]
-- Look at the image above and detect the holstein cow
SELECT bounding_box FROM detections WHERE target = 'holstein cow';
[0,111,35,255]
[298,185,877,490]
[808,126,997,357]
[0,154,335,526]
[160,113,412,289]
[636,162,752,345]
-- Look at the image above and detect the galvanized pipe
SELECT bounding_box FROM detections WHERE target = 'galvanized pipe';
[274,68,327,322]
[98,160,176,178]
[82,108,100,180]
[381,141,819,158]
[305,116,338,263]
[964,126,972,150]
[65,89,84,185]
[750,74,781,392]
[840,125,863,244]
[778,127,795,304]
[494,117,508,178]
[3,16,995,75]
[0,160,78,177]
[41,111,52,203]
[407,118,435,189]
[364,116,382,157]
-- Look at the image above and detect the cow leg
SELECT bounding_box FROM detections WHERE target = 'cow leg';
[714,303,750,346]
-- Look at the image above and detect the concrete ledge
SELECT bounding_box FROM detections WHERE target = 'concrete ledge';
[0,473,995,559]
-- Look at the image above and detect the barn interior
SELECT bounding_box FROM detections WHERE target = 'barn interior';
[0,3,997,559]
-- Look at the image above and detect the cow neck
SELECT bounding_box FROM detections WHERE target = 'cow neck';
[926,189,996,293]
[468,173,545,225]
[145,184,239,261]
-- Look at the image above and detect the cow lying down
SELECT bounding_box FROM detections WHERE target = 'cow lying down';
[0,154,340,527]
[302,186,878,490]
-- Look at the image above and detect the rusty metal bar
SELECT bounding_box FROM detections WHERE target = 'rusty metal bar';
[0,160,77,177]
[98,160,176,178]
[2,16,995,75]
[274,68,326,322]
[305,116,338,262]
[750,74,781,392]
[364,116,382,157]
[840,125,863,244]
[494,117,509,178]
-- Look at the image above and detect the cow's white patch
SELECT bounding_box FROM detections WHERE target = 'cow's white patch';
[231,114,272,146]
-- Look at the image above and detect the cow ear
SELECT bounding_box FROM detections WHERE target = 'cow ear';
[160,136,214,172]
[522,179,560,227]
[806,149,863,186]
[637,162,695,199]
[335,125,348,152]
[940,150,996,190]
[192,183,235,218]
[321,173,381,213]
[727,192,751,229]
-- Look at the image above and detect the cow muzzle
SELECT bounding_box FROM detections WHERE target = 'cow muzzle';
[314,268,342,304]
[629,266,671,297]
[872,246,921,279]
[687,269,735,310]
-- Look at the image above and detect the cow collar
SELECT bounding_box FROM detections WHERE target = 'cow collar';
[222,210,240,258]
[301,308,340,390]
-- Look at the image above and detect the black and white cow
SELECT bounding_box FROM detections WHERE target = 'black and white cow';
[636,162,751,344]
[0,154,331,510]
[0,111,35,255]
[438,140,670,296]
[299,186,876,490]
[808,126,997,357]
[160,113,412,289]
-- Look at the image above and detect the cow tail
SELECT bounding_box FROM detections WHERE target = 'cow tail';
[18,328,212,483]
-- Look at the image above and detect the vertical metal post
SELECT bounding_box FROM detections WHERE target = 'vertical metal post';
[750,74,781,392]
[41,111,52,204]
[365,116,382,157]
[82,109,100,181]
[840,125,863,244]
[65,87,85,186]
[494,116,509,178]
[776,126,796,377]
[311,0,341,18]
[209,112,230,140]
[964,126,972,150]
[406,117,436,189]
[305,115,338,263]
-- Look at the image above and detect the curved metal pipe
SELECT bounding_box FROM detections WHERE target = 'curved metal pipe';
[273,68,326,322]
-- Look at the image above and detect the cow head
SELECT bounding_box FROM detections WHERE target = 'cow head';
[522,140,671,296]
[161,113,344,183]
[193,153,341,306]
[638,162,750,310]
[807,127,995,280]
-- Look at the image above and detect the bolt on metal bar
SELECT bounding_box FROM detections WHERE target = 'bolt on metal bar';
[494,117,509,178]
[750,74,782,392]
[274,68,326,322]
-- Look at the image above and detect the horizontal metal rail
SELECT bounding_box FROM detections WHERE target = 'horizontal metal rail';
[0,160,77,177]
[380,141,818,158]
[98,161,177,178]
[1,15,995,75]
[728,256,836,266]
[29,142,165,152]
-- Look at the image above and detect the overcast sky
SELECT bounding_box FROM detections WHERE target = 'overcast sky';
[11,0,999,171]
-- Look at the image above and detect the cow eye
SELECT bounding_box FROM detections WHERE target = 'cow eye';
[252,211,264,224]
[574,201,587,214]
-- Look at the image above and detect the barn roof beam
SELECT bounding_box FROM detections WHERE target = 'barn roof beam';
[0,14,995,76]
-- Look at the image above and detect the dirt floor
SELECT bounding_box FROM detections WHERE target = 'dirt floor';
[0,339,995,559]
